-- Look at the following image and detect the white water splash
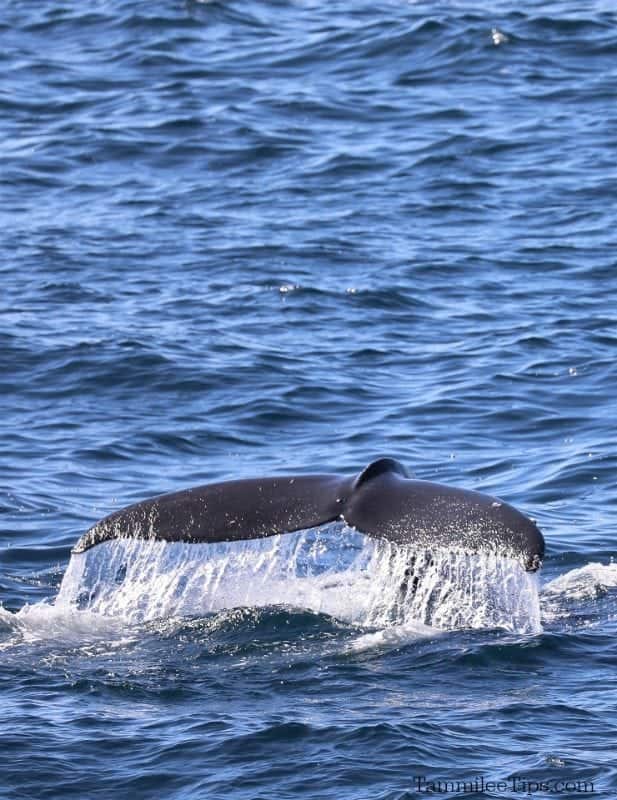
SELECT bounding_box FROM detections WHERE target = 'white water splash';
[48,524,541,634]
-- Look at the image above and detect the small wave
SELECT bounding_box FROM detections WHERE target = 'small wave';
[539,561,617,628]
[347,621,442,655]
[543,562,617,601]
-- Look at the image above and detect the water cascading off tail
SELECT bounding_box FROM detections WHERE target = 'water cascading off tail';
[55,524,542,633]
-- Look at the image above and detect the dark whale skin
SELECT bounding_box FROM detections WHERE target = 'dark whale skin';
[73,458,545,571]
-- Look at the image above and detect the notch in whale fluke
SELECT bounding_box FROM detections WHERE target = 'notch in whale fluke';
[73,458,545,571]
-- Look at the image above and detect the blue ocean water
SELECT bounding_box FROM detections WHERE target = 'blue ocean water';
[2,0,617,797]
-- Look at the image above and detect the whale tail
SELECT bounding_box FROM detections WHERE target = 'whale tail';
[73,458,544,571]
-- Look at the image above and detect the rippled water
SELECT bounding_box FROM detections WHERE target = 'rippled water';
[2,0,617,798]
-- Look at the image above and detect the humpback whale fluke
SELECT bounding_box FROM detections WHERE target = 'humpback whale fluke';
[73,458,544,571]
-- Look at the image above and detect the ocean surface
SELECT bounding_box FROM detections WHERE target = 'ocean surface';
[2,0,617,798]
